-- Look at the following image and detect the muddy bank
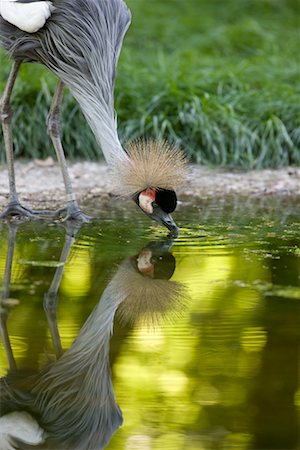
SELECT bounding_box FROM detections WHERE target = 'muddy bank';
[0,161,299,209]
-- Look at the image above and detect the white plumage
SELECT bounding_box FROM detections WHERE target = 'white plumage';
[0,0,53,33]
[0,411,45,449]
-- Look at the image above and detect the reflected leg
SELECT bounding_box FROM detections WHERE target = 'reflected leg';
[0,223,19,370]
[44,222,81,358]
[47,81,91,222]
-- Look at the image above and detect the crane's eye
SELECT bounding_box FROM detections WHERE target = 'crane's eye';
[156,189,177,213]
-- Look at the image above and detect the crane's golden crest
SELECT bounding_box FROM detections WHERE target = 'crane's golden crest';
[111,139,188,197]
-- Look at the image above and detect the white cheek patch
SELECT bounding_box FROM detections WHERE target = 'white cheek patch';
[137,250,154,277]
[139,192,154,214]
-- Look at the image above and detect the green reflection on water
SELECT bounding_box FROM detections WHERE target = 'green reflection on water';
[0,197,299,450]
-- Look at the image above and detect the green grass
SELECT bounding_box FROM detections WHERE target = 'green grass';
[1,0,299,167]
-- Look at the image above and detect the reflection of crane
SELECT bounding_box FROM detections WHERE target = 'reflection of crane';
[0,0,187,233]
[0,222,187,449]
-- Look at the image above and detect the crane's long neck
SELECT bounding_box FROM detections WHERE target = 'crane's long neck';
[32,279,126,445]
[65,72,126,164]
[35,0,131,164]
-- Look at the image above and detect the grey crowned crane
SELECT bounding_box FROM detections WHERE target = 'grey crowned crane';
[0,0,187,234]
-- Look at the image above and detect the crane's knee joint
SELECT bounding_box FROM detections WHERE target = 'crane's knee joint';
[0,99,13,124]
[47,109,61,138]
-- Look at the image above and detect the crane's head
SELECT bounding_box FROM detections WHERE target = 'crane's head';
[112,139,187,236]
[115,239,189,327]
[132,187,178,235]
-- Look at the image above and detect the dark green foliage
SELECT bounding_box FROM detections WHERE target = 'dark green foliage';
[0,0,299,167]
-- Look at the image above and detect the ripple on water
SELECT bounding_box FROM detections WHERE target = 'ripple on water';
[0,197,299,450]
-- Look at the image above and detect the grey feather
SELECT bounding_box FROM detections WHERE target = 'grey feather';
[0,0,131,163]
[31,280,126,450]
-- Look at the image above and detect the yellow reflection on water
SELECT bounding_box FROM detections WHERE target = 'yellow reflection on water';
[111,239,276,449]
[294,389,300,410]
[57,246,93,349]
[195,383,221,405]
[172,251,232,298]
[60,246,91,297]
[158,370,189,394]
[0,213,299,449]
[241,327,267,352]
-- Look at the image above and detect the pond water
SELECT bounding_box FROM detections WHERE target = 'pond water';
[0,196,299,450]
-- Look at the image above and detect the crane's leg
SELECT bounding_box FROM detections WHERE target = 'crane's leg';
[47,80,91,222]
[0,222,19,371]
[0,61,35,219]
[0,61,58,220]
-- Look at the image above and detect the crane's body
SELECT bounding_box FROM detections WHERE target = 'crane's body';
[0,0,186,233]
[0,0,53,33]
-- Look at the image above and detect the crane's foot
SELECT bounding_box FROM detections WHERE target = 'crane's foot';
[63,210,91,223]
[0,201,60,221]
[61,201,91,223]
[0,201,91,223]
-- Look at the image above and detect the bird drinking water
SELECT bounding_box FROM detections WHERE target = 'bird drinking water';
[0,0,187,234]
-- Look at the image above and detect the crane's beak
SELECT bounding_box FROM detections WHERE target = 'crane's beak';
[132,194,179,237]
[150,207,179,237]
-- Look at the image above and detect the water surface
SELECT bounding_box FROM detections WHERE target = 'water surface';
[0,196,299,450]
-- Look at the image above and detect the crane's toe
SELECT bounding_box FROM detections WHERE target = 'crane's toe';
[61,201,91,223]
[0,201,91,223]
[0,203,33,220]
[0,202,63,221]
[63,210,91,223]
